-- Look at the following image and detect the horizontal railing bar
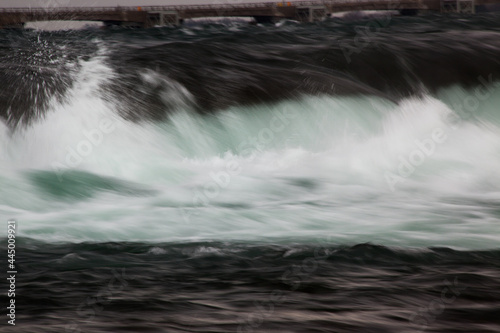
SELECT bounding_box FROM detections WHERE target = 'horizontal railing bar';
[0,0,421,13]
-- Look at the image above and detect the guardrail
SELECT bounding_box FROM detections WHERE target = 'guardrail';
[0,0,420,13]
[2,3,275,13]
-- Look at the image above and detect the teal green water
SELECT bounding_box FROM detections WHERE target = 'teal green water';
[1,53,500,248]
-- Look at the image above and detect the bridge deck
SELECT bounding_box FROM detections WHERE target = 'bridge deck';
[0,0,449,28]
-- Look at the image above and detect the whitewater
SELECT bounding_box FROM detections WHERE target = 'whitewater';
[1,47,500,248]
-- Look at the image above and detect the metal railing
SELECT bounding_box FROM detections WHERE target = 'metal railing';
[0,0,422,13]
[1,3,275,13]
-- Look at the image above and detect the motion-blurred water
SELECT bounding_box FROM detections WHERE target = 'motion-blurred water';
[1,13,500,333]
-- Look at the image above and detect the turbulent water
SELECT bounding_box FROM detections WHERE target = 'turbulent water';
[1,12,500,333]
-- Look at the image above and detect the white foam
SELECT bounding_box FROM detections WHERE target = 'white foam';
[2,58,500,249]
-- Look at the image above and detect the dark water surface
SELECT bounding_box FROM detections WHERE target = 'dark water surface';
[2,241,500,333]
